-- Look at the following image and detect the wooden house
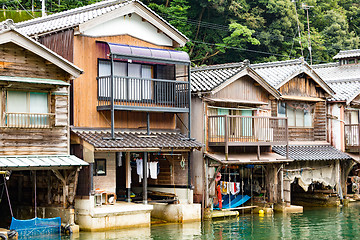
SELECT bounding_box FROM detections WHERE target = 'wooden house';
[0,19,87,229]
[16,0,202,230]
[251,58,354,206]
[313,49,360,197]
[191,61,293,214]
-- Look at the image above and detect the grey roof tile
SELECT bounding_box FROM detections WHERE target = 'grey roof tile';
[333,49,360,60]
[72,129,203,149]
[273,145,353,161]
[313,63,360,102]
[250,59,304,88]
[191,62,245,92]
[16,0,187,41]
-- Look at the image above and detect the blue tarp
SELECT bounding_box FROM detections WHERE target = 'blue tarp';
[10,217,61,237]
[214,195,251,209]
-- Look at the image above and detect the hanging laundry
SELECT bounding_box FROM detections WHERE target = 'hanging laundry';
[230,182,237,195]
[221,181,229,195]
[235,182,241,195]
[149,162,158,179]
[136,158,143,182]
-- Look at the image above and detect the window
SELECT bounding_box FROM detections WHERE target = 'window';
[94,159,106,176]
[5,91,49,127]
[98,60,153,101]
[278,102,313,127]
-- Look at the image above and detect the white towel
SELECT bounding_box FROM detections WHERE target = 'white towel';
[149,162,158,179]
[136,159,143,182]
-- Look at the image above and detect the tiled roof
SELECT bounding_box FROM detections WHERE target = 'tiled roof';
[272,145,353,161]
[333,49,360,60]
[250,59,304,88]
[17,0,133,36]
[313,63,360,102]
[16,0,187,41]
[72,129,203,149]
[326,79,360,102]
[191,62,245,92]
[313,62,360,81]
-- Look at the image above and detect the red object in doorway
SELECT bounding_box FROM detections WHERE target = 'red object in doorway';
[216,184,222,209]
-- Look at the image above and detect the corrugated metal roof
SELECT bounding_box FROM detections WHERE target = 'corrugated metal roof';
[333,49,360,60]
[251,59,304,88]
[0,75,69,86]
[72,129,203,150]
[0,155,88,170]
[272,145,353,161]
[191,62,245,92]
[103,42,190,64]
[16,0,188,42]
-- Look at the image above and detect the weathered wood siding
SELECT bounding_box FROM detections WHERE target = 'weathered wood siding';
[272,76,328,141]
[0,43,70,80]
[0,42,71,155]
[279,76,326,98]
[72,35,176,129]
[39,29,74,62]
[213,75,271,104]
[0,87,69,155]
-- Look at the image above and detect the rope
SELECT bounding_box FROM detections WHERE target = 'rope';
[3,175,13,217]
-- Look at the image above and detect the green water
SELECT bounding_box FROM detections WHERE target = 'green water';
[48,203,360,239]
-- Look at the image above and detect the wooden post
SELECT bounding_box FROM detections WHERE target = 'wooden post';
[126,152,131,202]
[52,169,67,208]
[280,164,284,203]
[224,115,228,161]
[47,171,51,204]
[143,152,148,204]
[286,118,289,159]
[356,123,360,156]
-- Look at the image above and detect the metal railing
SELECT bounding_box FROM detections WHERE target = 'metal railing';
[345,124,360,149]
[97,76,189,111]
[3,112,53,128]
[208,115,288,145]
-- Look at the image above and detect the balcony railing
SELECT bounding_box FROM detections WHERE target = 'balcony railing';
[345,124,360,151]
[2,112,54,128]
[208,115,288,146]
[97,76,189,113]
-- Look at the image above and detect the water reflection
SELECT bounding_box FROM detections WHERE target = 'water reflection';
[58,203,360,239]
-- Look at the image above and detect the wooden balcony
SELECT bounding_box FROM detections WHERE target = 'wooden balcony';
[345,124,360,152]
[97,76,189,113]
[2,112,54,128]
[208,115,289,147]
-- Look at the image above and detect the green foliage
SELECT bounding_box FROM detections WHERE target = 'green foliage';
[3,0,360,65]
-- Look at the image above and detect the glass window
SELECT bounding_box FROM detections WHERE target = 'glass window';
[280,102,313,127]
[94,159,106,176]
[6,91,49,127]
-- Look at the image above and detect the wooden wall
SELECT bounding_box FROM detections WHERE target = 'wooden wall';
[279,76,326,98]
[39,29,74,62]
[0,43,70,80]
[213,75,272,104]
[0,42,72,155]
[0,87,70,155]
[72,35,176,129]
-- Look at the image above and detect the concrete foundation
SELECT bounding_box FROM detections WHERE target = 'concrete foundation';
[151,203,201,223]
[274,203,303,213]
[75,197,153,231]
